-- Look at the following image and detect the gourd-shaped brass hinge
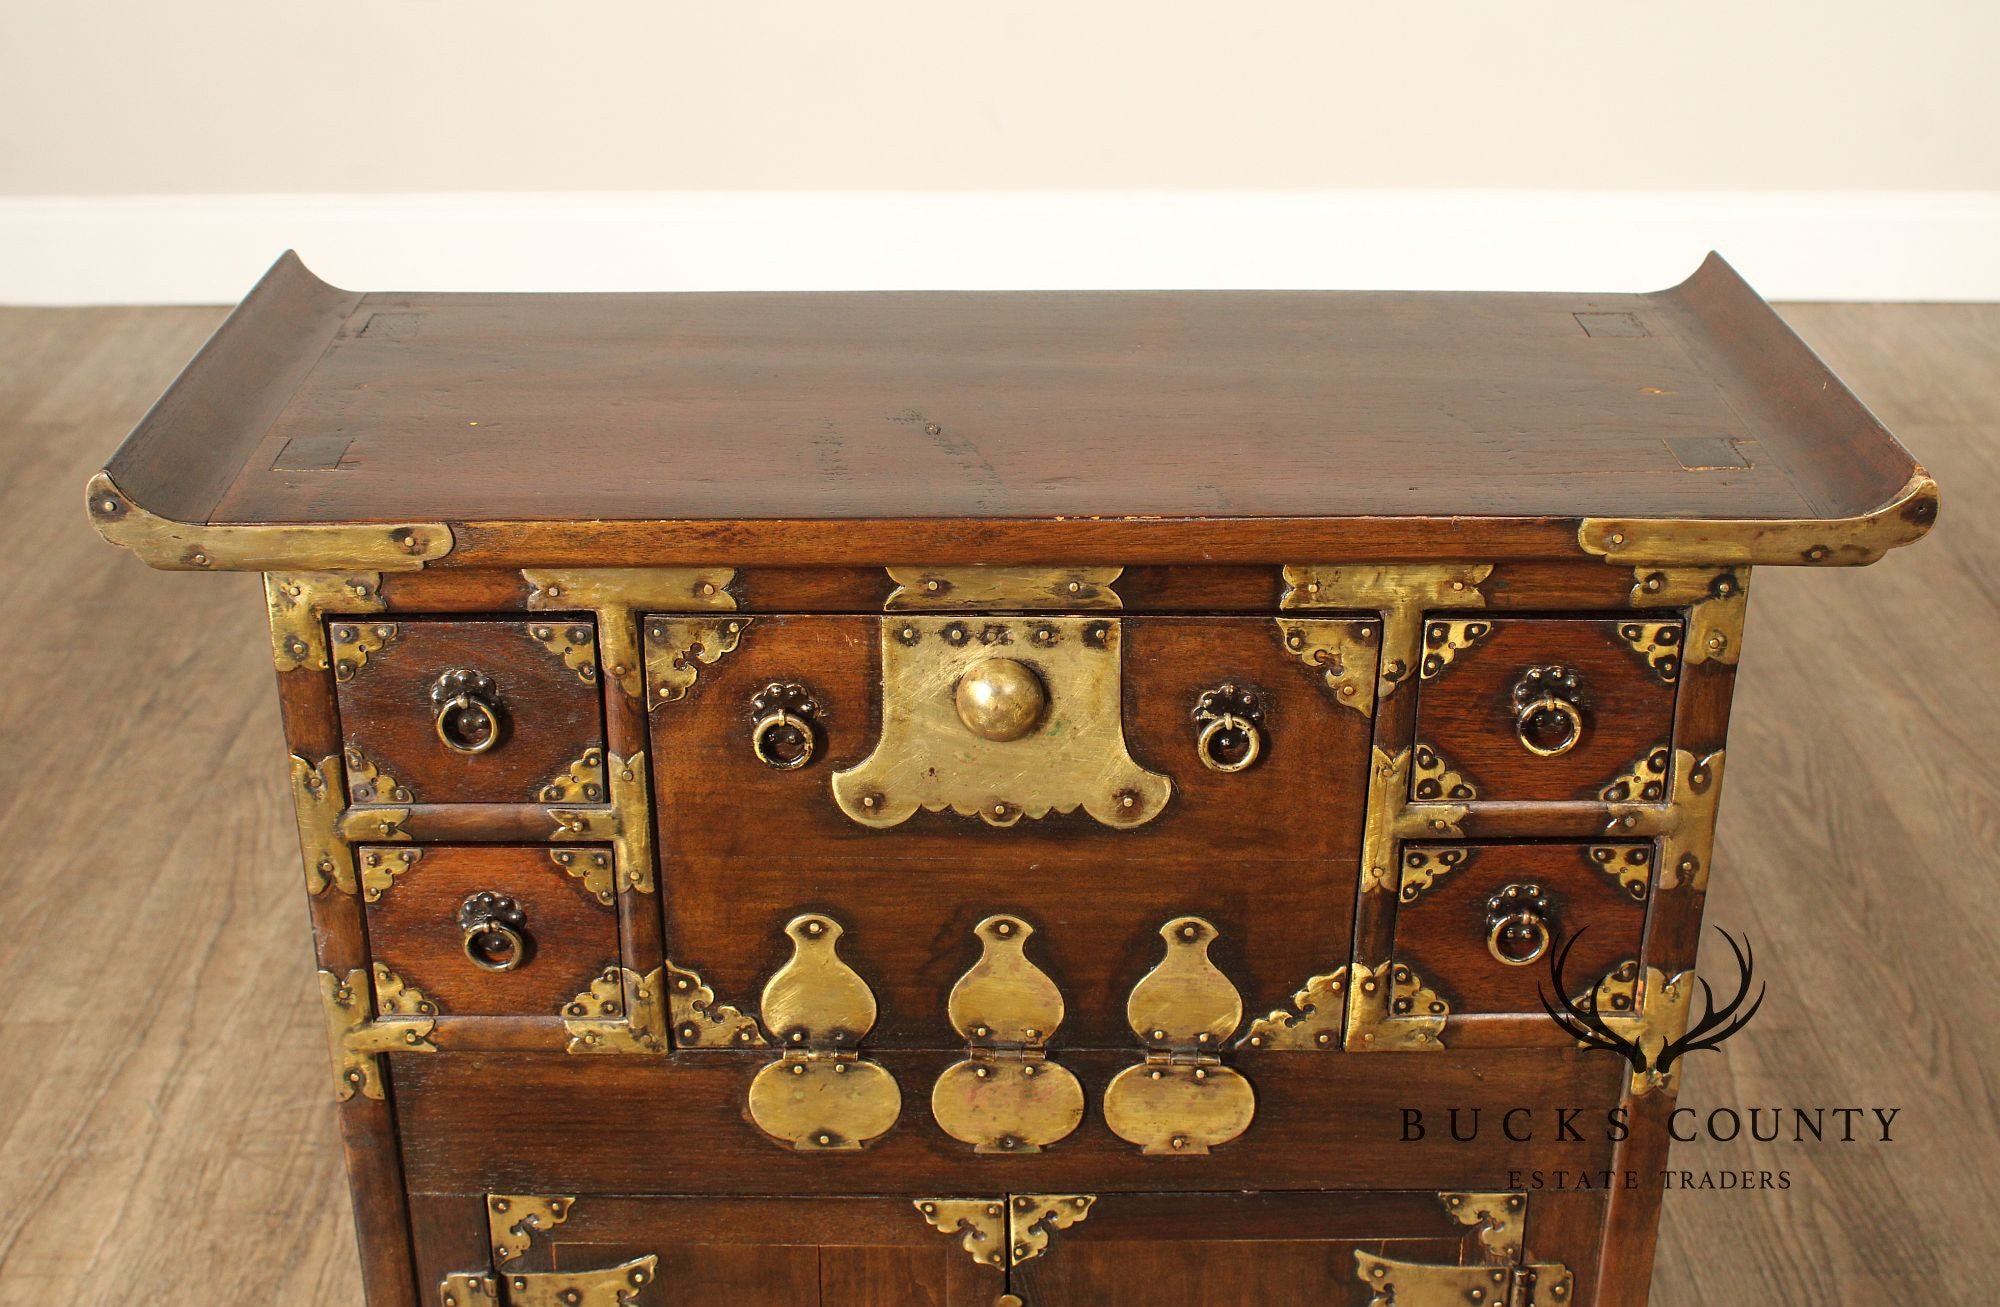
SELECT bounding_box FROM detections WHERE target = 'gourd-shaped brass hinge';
[1103,917,1255,1154]
[931,915,1085,1153]
[746,914,902,1150]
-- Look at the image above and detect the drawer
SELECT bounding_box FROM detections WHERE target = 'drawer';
[437,1190,1561,1307]
[362,844,620,1020]
[1392,841,1652,1017]
[647,613,1380,1049]
[1411,616,1681,802]
[331,617,605,805]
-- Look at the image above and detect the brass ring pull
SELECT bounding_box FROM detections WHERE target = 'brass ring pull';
[1487,911,1551,967]
[750,682,821,770]
[1511,665,1584,758]
[1514,696,1583,758]
[430,669,502,755]
[1196,713,1262,774]
[1193,684,1266,774]
[1486,883,1553,968]
[458,891,529,973]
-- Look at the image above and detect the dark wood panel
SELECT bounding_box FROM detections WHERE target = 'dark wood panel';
[501,1194,994,1307]
[1394,843,1651,1018]
[1009,1190,1483,1307]
[650,615,1375,1048]
[1411,619,1679,803]
[392,1049,1625,1195]
[364,844,620,1020]
[334,617,604,804]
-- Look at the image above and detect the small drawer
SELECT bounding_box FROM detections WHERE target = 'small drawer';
[1392,841,1651,1017]
[362,844,620,1018]
[1410,616,1681,803]
[331,617,605,805]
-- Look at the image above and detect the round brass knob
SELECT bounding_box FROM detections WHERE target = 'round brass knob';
[954,658,1046,742]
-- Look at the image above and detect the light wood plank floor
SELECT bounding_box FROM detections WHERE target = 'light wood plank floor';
[0,304,1993,1304]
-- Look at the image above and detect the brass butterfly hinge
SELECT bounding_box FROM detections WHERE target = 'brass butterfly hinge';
[746,914,902,1150]
[931,915,1084,1154]
[914,1194,1096,1269]
[1103,917,1255,1154]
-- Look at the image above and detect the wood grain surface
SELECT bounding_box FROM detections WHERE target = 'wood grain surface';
[0,302,1992,1304]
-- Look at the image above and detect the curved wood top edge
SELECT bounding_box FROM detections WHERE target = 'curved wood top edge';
[1658,251,1929,521]
[103,250,361,525]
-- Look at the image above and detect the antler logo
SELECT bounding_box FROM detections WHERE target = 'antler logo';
[1537,927,1765,1091]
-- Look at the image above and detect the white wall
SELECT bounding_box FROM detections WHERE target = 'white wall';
[3,1,1997,301]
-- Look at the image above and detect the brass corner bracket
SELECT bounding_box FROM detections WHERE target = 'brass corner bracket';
[1240,968,1349,1051]
[1345,961,1449,1052]
[562,966,668,1054]
[664,958,767,1049]
[319,965,437,1101]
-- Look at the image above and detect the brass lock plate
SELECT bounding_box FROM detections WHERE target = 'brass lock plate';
[832,617,1171,828]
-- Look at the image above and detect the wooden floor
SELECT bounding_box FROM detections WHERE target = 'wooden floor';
[0,303,1994,1305]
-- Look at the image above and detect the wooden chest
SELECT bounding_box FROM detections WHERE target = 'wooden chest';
[88,253,1936,1307]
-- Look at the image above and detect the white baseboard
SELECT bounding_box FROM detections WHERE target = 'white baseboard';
[3,191,1997,305]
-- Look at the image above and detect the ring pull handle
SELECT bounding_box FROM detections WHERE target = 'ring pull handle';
[1485,882,1554,967]
[750,681,822,771]
[1192,684,1265,774]
[1512,664,1584,758]
[431,668,503,755]
[458,891,530,972]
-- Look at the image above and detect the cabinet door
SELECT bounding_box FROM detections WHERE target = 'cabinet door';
[1006,1191,1542,1307]
[479,1194,1000,1306]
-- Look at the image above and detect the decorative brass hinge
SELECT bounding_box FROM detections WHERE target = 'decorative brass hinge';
[885,566,1123,611]
[746,915,901,1150]
[932,915,1084,1153]
[832,616,1170,829]
[914,1194,1096,1269]
[439,1194,660,1306]
[1104,917,1255,1154]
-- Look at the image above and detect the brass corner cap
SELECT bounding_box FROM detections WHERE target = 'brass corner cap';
[1576,468,1938,567]
[86,470,452,572]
